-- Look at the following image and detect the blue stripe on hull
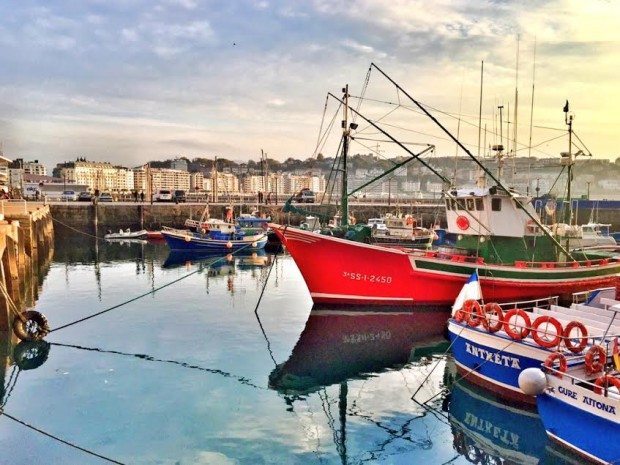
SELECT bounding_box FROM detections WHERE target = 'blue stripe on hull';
[164,234,267,251]
[538,394,620,464]
[449,328,542,391]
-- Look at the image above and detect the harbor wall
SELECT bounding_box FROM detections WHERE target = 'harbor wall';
[0,202,54,332]
[49,202,447,232]
[49,201,620,232]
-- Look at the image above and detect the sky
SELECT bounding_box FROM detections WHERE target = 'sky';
[0,0,619,168]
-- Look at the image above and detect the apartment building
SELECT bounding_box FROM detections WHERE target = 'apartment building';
[133,167,190,193]
[58,160,134,192]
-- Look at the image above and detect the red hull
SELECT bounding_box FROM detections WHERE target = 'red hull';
[272,225,620,307]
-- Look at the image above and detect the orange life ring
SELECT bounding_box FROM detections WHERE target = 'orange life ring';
[563,321,588,354]
[467,303,485,328]
[593,375,620,395]
[481,303,504,333]
[462,300,482,327]
[585,345,606,374]
[531,316,563,349]
[544,352,567,378]
[503,308,531,340]
[454,309,466,323]
[406,216,413,226]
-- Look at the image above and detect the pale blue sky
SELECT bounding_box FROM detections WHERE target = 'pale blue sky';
[1,0,618,167]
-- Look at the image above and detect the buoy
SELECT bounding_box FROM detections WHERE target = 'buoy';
[585,345,606,374]
[503,308,531,340]
[531,316,563,348]
[13,310,50,341]
[462,299,481,326]
[563,321,588,354]
[252,242,257,248]
[226,254,233,261]
[226,241,233,249]
[481,303,504,333]
[543,353,567,378]
[593,375,620,395]
[518,368,547,396]
[184,235,191,242]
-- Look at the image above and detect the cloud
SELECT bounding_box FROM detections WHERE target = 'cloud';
[0,0,618,167]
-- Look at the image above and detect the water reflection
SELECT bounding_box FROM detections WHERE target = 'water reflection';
[269,308,449,394]
[268,308,452,464]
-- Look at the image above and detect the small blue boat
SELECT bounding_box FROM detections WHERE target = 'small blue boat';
[161,226,268,251]
[519,365,620,465]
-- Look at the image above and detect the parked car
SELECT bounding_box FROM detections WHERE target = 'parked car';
[60,190,78,201]
[78,192,93,201]
[173,190,186,203]
[294,189,316,203]
[99,192,113,202]
[154,189,173,202]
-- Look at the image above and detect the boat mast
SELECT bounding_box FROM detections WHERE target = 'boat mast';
[563,100,574,225]
[497,105,504,179]
[513,34,520,159]
[341,85,350,226]
[527,38,536,193]
[476,60,485,187]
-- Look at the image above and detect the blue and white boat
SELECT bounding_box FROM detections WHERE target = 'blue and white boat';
[161,225,268,251]
[448,273,620,403]
[449,380,548,465]
[519,363,620,464]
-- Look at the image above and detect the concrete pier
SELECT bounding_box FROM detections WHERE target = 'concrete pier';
[0,202,54,333]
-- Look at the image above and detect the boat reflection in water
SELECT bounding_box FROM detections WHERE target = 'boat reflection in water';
[269,307,448,393]
[447,380,581,465]
[162,248,270,270]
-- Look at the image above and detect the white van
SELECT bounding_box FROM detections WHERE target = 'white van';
[154,189,173,202]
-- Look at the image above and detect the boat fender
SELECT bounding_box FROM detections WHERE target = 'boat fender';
[563,321,588,354]
[593,375,620,395]
[461,300,481,327]
[531,316,563,348]
[481,303,504,333]
[201,228,207,234]
[184,235,191,242]
[13,310,50,341]
[585,345,606,374]
[226,241,233,249]
[518,368,547,396]
[252,242,257,247]
[502,308,531,340]
[543,353,567,378]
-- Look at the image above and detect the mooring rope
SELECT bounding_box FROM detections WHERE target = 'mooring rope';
[51,216,106,241]
[253,254,279,367]
[0,411,126,464]
[50,243,255,333]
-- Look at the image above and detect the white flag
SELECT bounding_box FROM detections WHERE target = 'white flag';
[451,270,482,315]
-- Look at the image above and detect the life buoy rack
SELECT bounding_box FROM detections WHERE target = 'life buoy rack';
[593,375,620,395]
[531,316,563,349]
[544,352,567,378]
[563,321,588,354]
[585,345,606,374]
[503,308,531,340]
[481,303,504,333]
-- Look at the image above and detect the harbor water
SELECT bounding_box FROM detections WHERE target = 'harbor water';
[0,232,581,464]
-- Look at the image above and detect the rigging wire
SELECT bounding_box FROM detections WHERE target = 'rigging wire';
[252,253,279,367]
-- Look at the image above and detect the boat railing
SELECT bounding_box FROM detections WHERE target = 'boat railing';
[544,364,620,399]
[495,296,559,312]
[514,257,614,269]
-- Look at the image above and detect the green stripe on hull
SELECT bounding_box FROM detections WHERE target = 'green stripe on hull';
[414,259,620,280]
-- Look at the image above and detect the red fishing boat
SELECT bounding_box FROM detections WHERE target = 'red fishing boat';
[277,70,620,309]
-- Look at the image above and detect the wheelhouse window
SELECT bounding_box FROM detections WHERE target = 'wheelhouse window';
[456,199,466,210]
[491,198,502,211]
[475,198,484,211]
[466,198,475,211]
[445,199,452,210]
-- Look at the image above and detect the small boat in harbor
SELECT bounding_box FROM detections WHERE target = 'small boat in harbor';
[448,279,620,403]
[161,225,268,251]
[519,361,620,464]
[369,214,435,248]
[104,228,148,240]
[146,230,164,240]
